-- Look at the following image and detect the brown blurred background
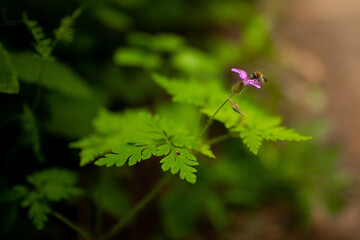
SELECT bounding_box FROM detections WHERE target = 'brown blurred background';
[273,0,360,238]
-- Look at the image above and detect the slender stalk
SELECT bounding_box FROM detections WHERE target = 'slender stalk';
[32,60,46,110]
[200,92,235,138]
[29,14,64,110]
[95,171,105,237]
[207,133,232,145]
[95,188,104,237]
[52,211,91,240]
[102,175,171,240]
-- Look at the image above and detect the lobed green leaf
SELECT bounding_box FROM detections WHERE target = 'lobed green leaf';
[0,43,19,94]
[23,13,52,58]
[28,201,51,230]
[95,142,154,167]
[54,6,82,45]
[153,74,311,155]
[159,146,198,184]
[11,52,93,98]
[3,168,82,230]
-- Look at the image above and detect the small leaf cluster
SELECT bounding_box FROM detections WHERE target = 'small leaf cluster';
[71,71,311,184]
[23,13,52,59]
[237,115,311,154]
[23,7,82,60]
[1,168,82,230]
[153,73,311,155]
[72,109,214,183]
[54,6,83,45]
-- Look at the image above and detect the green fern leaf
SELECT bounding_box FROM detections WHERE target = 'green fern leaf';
[127,32,184,53]
[71,135,121,166]
[200,143,216,159]
[28,201,51,230]
[157,143,172,156]
[0,43,19,94]
[11,52,93,98]
[95,142,156,167]
[239,128,263,155]
[3,168,82,230]
[153,73,311,155]
[152,73,225,107]
[26,168,83,201]
[262,126,312,141]
[114,47,162,69]
[236,107,312,155]
[159,146,198,184]
[1,185,29,203]
[92,119,201,183]
[75,109,204,183]
[171,133,199,149]
[23,13,52,58]
[54,6,83,44]
[71,109,155,166]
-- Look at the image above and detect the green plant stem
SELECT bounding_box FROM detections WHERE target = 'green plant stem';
[32,60,46,110]
[207,133,232,145]
[95,202,103,237]
[95,173,104,237]
[102,175,171,240]
[52,211,91,240]
[200,92,235,138]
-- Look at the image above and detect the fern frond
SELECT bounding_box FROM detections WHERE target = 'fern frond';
[95,141,157,167]
[54,6,83,45]
[22,13,52,58]
[27,201,51,230]
[70,109,155,166]
[93,112,201,183]
[3,168,82,230]
[239,129,263,155]
[159,146,198,183]
[26,168,83,201]
[23,7,82,58]
[235,109,312,155]
[73,109,209,183]
[0,43,19,94]
[152,73,225,107]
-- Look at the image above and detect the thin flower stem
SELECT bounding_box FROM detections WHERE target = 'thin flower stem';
[52,211,91,240]
[200,92,235,138]
[102,175,171,240]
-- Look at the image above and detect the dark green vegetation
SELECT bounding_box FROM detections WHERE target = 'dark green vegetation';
[0,0,347,239]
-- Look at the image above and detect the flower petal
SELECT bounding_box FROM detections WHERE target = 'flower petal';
[231,68,247,80]
[244,79,262,88]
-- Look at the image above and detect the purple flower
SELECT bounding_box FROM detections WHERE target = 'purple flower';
[231,68,261,89]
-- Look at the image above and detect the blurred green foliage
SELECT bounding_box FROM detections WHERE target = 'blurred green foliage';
[1,168,82,230]
[0,43,18,94]
[11,52,93,98]
[0,0,347,239]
